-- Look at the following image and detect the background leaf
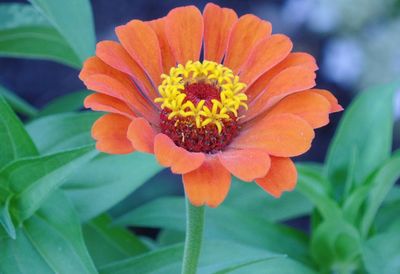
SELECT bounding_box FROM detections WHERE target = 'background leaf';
[0,191,97,274]
[28,0,95,62]
[83,214,149,268]
[0,145,97,222]
[115,196,311,264]
[362,231,400,274]
[375,186,400,231]
[296,164,342,220]
[0,95,38,169]
[311,219,361,272]
[100,241,283,274]
[38,90,90,117]
[224,178,312,222]
[27,112,100,154]
[0,3,81,67]
[220,257,317,274]
[360,150,400,236]
[0,196,16,239]
[0,84,38,118]
[325,83,398,197]
[64,152,163,221]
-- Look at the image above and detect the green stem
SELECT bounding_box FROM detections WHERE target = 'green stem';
[181,198,205,274]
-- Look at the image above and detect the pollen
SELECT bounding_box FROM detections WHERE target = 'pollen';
[154,60,248,134]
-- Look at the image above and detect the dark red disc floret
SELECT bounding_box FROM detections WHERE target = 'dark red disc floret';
[160,110,239,154]
[182,82,220,107]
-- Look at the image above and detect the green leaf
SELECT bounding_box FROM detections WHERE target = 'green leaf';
[362,231,400,274]
[0,196,16,239]
[0,191,97,274]
[99,241,283,274]
[0,145,97,222]
[0,3,81,67]
[28,0,95,62]
[218,257,317,274]
[115,197,185,231]
[0,95,38,169]
[157,229,185,246]
[326,83,398,197]
[115,197,311,264]
[38,90,90,117]
[0,25,81,67]
[0,3,48,29]
[360,150,400,237]
[64,152,163,221]
[296,163,342,220]
[375,186,400,231]
[311,219,361,273]
[342,184,370,225]
[224,177,312,222]
[26,112,100,154]
[0,85,38,118]
[83,214,149,268]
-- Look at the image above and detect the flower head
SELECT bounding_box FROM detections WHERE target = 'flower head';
[80,3,342,207]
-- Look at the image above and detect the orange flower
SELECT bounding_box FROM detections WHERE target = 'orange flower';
[80,3,342,207]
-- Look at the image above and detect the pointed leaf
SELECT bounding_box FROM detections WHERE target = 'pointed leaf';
[38,90,90,117]
[218,257,317,274]
[360,150,400,236]
[0,3,81,67]
[0,95,38,169]
[0,85,38,118]
[28,0,95,62]
[296,163,342,220]
[0,145,97,221]
[100,241,283,274]
[326,83,398,196]
[64,152,163,221]
[362,231,400,274]
[0,196,16,239]
[115,197,311,264]
[83,214,149,267]
[225,177,312,222]
[26,112,100,154]
[0,191,97,274]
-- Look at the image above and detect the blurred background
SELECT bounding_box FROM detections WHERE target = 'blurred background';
[1,0,399,160]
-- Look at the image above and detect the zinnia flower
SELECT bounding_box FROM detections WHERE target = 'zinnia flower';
[79,3,342,207]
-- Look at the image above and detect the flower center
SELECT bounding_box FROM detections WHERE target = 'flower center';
[155,60,248,153]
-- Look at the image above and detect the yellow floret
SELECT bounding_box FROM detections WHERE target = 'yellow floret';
[155,60,248,133]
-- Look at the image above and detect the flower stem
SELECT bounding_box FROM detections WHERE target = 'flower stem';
[181,198,205,274]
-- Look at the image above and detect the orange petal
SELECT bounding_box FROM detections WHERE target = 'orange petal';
[239,34,293,85]
[203,3,238,63]
[224,14,272,73]
[84,93,136,119]
[255,157,297,198]
[310,89,343,113]
[80,57,158,123]
[96,40,158,100]
[266,91,331,128]
[83,74,159,125]
[183,156,231,207]
[116,20,163,86]
[92,114,134,154]
[218,149,271,182]
[243,66,316,122]
[154,133,205,174]
[231,113,315,157]
[79,56,128,87]
[165,6,203,64]
[127,117,157,153]
[147,18,176,73]
[246,52,318,102]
